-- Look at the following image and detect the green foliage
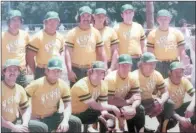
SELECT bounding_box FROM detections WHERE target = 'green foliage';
[1,1,195,26]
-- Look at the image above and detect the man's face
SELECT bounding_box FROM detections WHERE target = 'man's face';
[118,63,131,78]
[9,16,22,30]
[80,13,92,25]
[3,66,20,82]
[157,16,171,27]
[121,9,134,23]
[44,19,59,31]
[90,69,105,84]
[171,68,184,80]
[140,62,156,76]
[45,69,62,82]
[94,14,106,25]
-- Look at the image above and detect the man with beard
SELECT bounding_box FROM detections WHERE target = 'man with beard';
[65,6,107,87]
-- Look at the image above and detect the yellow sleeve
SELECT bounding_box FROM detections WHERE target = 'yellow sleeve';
[110,28,119,45]
[139,25,146,41]
[105,75,115,96]
[147,30,155,48]
[25,81,38,97]
[98,81,108,102]
[65,29,75,48]
[95,29,104,47]
[74,85,92,102]
[19,87,29,110]
[129,73,140,93]
[60,81,71,103]
[155,72,166,90]
[27,33,40,52]
[183,78,195,95]
[175,30,185,47]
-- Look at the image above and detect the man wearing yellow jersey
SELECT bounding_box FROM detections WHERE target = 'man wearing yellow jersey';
[2,59,47,132]
[105,54,145,132]
[147,9,186,78]
[25,57,81,132]
[65,6,107,87]
[164,62,195,132]
[2,10,30,87]
[26,11,65,80]
[71,61,121,132]
[132,52,175,132]
[114,4,146,71]
[93,8,119,72]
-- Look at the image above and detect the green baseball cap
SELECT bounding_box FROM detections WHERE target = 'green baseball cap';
[121,4,135,13]
[94,8,107,15]
[7,10,22,20]
[157,9,172,18]
[118,54,132,64]
[91,61,106,71]
[140,52,158,63]
[79,6,92,16]
[3,59,20,70]
[44,11,60,21]
[169,62,184,70]
[47,57,63,70]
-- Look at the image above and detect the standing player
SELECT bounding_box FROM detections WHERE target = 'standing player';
[164,61,195,132]
[131,52,174,132]
[147,9,186,78]
[25,57,82,132]
[114,4,146,71]
[105,54,145,132]
[2,10,30,87]
[93,8,119,72]
[2,59,47,132]
[65,6,107,87]
[71,61,121,132]
[26,11,66,79]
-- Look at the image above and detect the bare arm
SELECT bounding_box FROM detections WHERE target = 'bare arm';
[126,92,141,109]
[178,45,186,62]
[1,117,15,130]
[140,40,145,53]
[64,46,73,73]
[96,46,108,69]
[20,106,31,127]
[159,87,169,104]
[26,49,36,74]
[147,47,154,53]
[110,44,119,70]
[61,102,72,124]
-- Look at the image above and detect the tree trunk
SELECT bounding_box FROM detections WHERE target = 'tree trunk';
[146,1,154,30]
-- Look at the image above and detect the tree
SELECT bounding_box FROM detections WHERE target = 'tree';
[146,1,154,29]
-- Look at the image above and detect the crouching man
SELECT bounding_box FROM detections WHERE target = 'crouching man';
[2,59,47,132]
[25,57,82,132]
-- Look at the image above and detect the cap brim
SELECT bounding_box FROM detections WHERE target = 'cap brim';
[80,12,92,16]
[3,65,21,70]
[48,67,63,70]
[44,17,60,21]
[93,68,106,71]
[118,61,132,64]
[171,67,184,70]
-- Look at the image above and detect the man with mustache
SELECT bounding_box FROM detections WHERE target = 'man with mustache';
[65,6,107,87]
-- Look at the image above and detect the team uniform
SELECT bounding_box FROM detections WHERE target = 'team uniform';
[25,76,81,132]
[165,77,195,131]
[2,30,30,87]
[65,26,103,86]
[1,81,46,132]
[114,22,146,71]
[147,27,185,78]
[105,71,145,132]
[27,30,64,79]
[132,69,174,127]
[98,26,119,67]
[71,77,108,124]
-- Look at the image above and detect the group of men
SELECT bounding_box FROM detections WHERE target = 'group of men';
[1,3,195,133]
